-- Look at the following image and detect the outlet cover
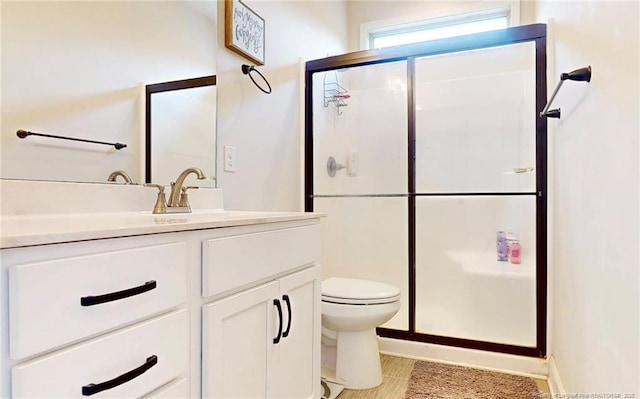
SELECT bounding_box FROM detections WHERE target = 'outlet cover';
[224,146,236,172]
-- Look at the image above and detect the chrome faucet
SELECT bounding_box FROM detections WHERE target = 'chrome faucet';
[168,167,206,207]
[107,170,134,184]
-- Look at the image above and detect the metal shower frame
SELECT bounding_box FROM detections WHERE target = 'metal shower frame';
[304,23,548,358]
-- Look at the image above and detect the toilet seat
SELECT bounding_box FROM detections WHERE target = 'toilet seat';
[322,277,400,305]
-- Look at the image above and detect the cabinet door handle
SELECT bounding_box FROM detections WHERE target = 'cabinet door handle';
[273,299,283,344]
[82,355,158,396]
[282,294,292,338]
[81,280,157,307]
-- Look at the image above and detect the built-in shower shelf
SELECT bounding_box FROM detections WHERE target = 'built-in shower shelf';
[446,251,535,279]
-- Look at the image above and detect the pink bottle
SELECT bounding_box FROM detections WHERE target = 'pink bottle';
[510,240,521,264]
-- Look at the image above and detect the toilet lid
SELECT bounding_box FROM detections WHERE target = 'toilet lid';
[322,277,400,305]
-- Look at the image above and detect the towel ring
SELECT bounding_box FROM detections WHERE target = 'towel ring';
[241,64,272,94]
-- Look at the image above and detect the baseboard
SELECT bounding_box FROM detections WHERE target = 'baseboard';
[547,354,566,395]
[379,337,548,379]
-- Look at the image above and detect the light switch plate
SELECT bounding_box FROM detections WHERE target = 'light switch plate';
[224,146,236,172]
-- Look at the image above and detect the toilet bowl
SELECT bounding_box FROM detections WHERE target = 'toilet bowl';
[321,277,401,390]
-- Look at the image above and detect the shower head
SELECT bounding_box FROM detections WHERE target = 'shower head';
[561,66,591,82]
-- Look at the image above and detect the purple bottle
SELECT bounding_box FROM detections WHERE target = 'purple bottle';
[497,231,508,261]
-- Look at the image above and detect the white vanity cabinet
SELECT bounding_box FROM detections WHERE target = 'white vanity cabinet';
[1,235,191,398]
[1,212,322,399]
[201,225,321,399]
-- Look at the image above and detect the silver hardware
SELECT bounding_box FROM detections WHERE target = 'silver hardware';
[168,167,206,207]
[513,167,534,174]
[107,170,134,184]
[327,156,345,177]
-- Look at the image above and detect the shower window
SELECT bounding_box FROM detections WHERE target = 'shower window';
[364,2,518,50]
[306,23,547,358]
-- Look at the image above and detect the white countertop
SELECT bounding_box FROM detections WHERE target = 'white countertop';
[1,210,323,249]
[0,179,324,248]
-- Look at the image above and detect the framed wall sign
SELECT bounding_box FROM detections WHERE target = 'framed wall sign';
[225,0,265,65]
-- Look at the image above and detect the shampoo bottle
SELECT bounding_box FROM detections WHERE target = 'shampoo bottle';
[510,240,521,264]
[505,231,517,258]
[497,231,508,261]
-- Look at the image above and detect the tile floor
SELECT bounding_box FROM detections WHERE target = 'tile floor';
[336,355,550,399]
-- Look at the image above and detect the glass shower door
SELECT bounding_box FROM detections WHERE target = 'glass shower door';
[413,42,538,347]
[312,61,410,330]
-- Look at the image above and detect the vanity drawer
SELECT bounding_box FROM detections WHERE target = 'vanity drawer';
[12,309,188,399]
[9,242,187,360]
[143,377,188,398]
[202,225,320,297]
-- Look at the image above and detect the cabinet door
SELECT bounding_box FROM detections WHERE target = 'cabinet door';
[276,266,321,399]
[202,281,280,399]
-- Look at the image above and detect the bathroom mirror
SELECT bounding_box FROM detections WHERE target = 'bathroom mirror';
[0,1,217,184]
[146,76,217,187]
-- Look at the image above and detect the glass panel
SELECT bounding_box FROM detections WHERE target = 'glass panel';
[151,85,216,187]
[312,61,408,195]
[315,197,408,330]
[373,17,508,49]
[414,41,536,193]
[415,196,536,346]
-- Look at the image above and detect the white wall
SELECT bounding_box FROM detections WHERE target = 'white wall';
[1,2,216,184]
[215,0,347,211]
[534,1,639,395]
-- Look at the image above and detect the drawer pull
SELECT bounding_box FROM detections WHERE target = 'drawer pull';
[282,294,292,338]
[80,280,157,307]
[273,299,283,344]
[82,355,158,396]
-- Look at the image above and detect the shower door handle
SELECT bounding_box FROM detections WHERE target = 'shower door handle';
[513,167,534,174]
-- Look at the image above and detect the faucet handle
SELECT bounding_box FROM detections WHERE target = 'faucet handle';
[144,183,164,192]
[178,186,199,208]
[144,184,167,214]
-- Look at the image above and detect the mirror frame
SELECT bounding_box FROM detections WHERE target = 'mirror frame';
[145,75,217,183]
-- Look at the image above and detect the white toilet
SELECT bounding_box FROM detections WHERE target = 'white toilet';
[321,277,401,390]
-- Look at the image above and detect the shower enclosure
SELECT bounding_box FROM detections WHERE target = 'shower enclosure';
[305,24,547,357]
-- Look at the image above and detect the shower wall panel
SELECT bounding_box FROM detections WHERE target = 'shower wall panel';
[414,196,537,346]
[315,197,409,330]
[414,42,536,193]
[312,61,409,330]
[312,61,408,195]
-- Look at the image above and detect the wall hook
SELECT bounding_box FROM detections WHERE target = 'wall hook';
[540,66,592,119]
[241,64,272,94]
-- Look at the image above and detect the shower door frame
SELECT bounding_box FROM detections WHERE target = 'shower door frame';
[305,23,548,358]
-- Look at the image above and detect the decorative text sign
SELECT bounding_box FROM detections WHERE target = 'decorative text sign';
[225,0,265,65]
